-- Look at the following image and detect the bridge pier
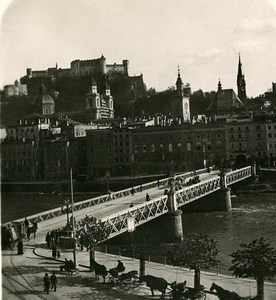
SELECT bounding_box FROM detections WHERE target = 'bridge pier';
[164,210,183,242]
[163,185,183,242]
[220,187,232,211]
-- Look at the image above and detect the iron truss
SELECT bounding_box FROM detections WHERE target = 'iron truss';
[100,196,169,239]
[5,168,209,228]
[225,166,252,185]
[5,167,251,234]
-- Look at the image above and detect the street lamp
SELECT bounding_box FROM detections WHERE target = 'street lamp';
[70,168,77,269]
[60,199,70,226]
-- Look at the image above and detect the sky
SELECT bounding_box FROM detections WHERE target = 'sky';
[0,0,276,97]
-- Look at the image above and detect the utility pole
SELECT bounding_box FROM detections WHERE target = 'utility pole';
[70,168,77,268]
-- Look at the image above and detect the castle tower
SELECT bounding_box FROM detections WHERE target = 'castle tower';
[172,67,190,123]
[237,54,247,104]
[99,55,107,74]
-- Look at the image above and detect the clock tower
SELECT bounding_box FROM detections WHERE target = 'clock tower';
[172,67,191,123]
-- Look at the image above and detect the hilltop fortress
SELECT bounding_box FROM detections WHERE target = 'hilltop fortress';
[25,55,129,79]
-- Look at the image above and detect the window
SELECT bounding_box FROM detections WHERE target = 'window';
[142,145,147,153]
[230,127,234,132]
[216,141,222,149]
[187,142,191,151]
[268,133,272,138]
[230,142,235,149]
[238,134,242,139]
[230,134,234,140]
[151,144,155,152]
[269,144,272,149]
[168,143,173,152]
[134,145,138,153]
[207,143,212,151]
[268,125,271,130]
[160,143,164,150]
[196,142,201,151]
[177,143,182,152]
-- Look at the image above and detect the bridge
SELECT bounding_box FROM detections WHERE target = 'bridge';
[5,165,254,242]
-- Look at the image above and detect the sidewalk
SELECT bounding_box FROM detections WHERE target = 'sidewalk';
[34,245,276,300]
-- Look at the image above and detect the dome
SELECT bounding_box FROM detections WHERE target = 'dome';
[33,82,55,115]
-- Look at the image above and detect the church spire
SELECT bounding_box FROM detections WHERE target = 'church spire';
[237,53,247,103]
[218,78,222,91]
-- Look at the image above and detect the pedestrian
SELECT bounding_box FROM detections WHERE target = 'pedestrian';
[130,203,134,208]
[157,179,160,188]
[50,272,57,292]
[145,193,150,202]
[116,260,125,273]
[54,229,58,244]
[17,239,24,255]
[131,187,135,196]
[79,234,84,251]
[43,273,50,294]
[52,244,57,259]
[45,232,51,248]
[140,185,143,192]
[24,217,29,232]
[56,249,61,259]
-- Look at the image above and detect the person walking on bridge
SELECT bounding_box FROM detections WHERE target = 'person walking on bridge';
[50,272,57,292]
[145,193,150,202]
[43,273,50,294]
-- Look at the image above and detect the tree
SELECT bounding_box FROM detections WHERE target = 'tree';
[168,233,219,289]
[127,225,161,278]
[76,216,109,271]
[229,237,276,300]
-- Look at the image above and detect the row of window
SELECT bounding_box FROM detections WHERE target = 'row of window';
[134,141,223,153]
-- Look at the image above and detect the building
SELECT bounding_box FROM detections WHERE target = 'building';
[237,54,247,104]
[2,80,28,99]
[225,118,268,168]
[130,124,227,175]
[85,78,114,119]
[32,83,55,115]
[24,55,129,79]
[172,68,191,123]
[207,79,245,118]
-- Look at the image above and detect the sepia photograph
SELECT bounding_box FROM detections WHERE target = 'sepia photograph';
[1,0,276,299]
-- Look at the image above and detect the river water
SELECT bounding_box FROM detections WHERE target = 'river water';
[181,194,276,276]
[2,192,276,277]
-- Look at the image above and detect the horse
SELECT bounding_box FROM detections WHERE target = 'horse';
[140,275,168,299]
[26,222,38,240]
[91,259,108,283]
[210,283,259,300]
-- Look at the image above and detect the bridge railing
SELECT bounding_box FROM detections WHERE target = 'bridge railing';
[3,168,211,228]
[225,166,252,185]
[175,177,221,207]
[100,195,169,239]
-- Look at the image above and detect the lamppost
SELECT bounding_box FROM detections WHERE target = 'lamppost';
[60,199,70,226]
[70,168,77,269]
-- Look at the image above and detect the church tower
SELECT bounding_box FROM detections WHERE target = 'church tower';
[172,67,190,123]
[237,54,247,104]
[85,77,101,119]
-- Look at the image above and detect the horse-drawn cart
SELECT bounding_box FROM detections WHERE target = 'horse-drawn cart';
[169,282,206,300]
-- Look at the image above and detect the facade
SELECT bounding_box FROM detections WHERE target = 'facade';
[207,80,244,117]
[131,124,227,175]
[225,119,268,167]
[86,128,112,178]
[3,80,28,98]
[266,121,276,167]
[25,56,129,79]
[172,68,191,123]
[85,78,114,119]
